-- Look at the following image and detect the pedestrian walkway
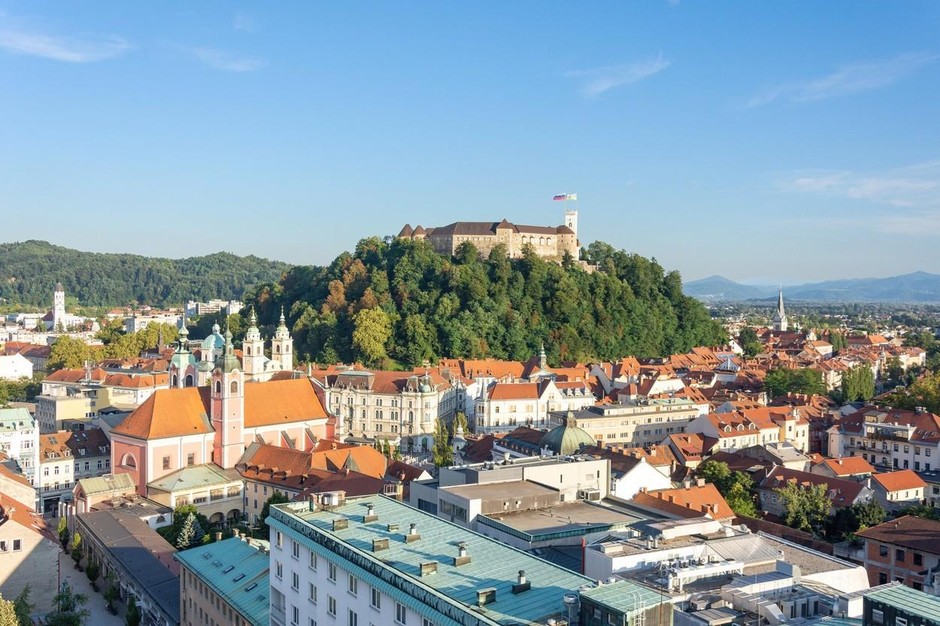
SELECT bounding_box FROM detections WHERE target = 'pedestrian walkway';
[56,550,124,626]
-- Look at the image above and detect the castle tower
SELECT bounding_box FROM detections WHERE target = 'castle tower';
[242,309,266,381]
[52,282,66,330]
[564,209,578,241]
[772,288,788,332]
[271,307,293,370]
[211,327,245,469]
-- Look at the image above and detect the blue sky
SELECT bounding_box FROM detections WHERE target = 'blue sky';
[1,2,938,283]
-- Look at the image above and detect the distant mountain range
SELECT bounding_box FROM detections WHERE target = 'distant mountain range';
[683,271,940,303]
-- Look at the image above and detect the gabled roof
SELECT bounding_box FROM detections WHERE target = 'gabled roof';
[815,456,874,476]
[637,483,735,520]
[760,467,865,507]
[488,382,540,401]
[112,377,329,441]
[872,469,927,493]
[857,515,940,554]
[76,472,137,496]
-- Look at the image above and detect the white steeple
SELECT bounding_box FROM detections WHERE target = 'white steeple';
[271,306,293,370]
[242,308,266,381]
[52,282,66,330]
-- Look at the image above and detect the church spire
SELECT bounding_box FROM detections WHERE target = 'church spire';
[220,325,241,373]
[773,288,788,332]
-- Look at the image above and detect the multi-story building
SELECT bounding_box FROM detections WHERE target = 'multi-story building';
[267,493,667,626]
[184,299,244,318]
[38,431,76,514]
[828,405,940,472]
[857,515,940,592]
[147,464,244,527]
[312,367,458,451]
[871,469,927,512]
[398,210,579,261]
[68,427,111,482]
[74,507,180,626]
[757,467,872,520]
[557,398,700,447]
[0,408,39,486]
[0,353,33,380]
[0,495,59,616]
[474,378,595,434]
[175,534,269,626]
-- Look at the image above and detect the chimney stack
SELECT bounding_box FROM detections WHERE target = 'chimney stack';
[454,542,471,566]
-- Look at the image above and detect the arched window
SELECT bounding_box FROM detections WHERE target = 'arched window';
[121,453,137,469]
[275,345,281,354]
[172,375,178,387]
[184,374,194,387]
[215,381,222,394]
[230,381,238,394]
[245,346,251,356]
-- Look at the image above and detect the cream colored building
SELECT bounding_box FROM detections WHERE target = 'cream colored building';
[176,535,269,626]
[147,464,244,527]
[474,378,595,434]
[398,210,579,260]
[558,398,700,447]
[313,367,459,451]
[0,408,39,486]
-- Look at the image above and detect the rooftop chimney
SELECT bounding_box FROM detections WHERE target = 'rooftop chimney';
[477,588,497,607]
[364,503,378,523]
[454,542,471,566]
[512,569,531,595]
[405,522,420,543]
[215,531,223,542]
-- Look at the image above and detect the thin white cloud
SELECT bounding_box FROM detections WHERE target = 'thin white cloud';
[567,54,670,97]
[748,52,938,107]
[780,160,940,235]
[233,12,257,33]
[189,46,266,72]
[0,17,130,63]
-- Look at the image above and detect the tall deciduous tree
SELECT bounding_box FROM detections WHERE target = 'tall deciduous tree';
[352,307,391,366]
[432,418,453,468]
[48,337,93,370]
[0,594,18,626]
[777,482,831,535]
[841,364,875,402]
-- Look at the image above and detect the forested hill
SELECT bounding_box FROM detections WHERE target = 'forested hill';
[244,237,726,368]
[0,240,292,307]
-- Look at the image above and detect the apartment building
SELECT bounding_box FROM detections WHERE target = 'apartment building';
[559,398,699,447]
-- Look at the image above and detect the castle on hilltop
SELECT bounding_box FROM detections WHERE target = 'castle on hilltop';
[398,209,579,260]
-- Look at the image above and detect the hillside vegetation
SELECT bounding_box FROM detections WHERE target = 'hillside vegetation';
[244,237,726,367]
[0,240,291,307]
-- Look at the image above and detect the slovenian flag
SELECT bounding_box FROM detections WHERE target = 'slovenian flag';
[553,193,577,201]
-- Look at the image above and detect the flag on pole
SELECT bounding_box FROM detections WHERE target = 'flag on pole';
[553,193,577,201]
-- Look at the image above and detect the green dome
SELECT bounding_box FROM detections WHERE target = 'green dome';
[539,412,595,456]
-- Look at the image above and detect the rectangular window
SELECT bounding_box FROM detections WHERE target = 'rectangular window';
[309,583,317,603]
[327,596,336,616]
[348,574,358,595]
[276,531,283,548]
[11,540,20,552]
[879,545,888,557]
[275,561,283,579]
[423,620,434,626]
[187,453,195,466]
[896,549,905,562]
[292,605,299,626]
[292,540,300,559]
[328,562,337,582]
[163,456,170,470]
[309,552,317,570]
[396,602,407,624]
[347,609,358,626]
[371,587,381,609]
[292,572,299,591]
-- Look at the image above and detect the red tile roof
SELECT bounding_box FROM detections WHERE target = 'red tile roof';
[872,469,926,493]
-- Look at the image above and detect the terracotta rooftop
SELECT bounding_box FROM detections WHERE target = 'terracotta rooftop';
[857,515,940,554]
[815,456,874,476]
[872,469,927,493]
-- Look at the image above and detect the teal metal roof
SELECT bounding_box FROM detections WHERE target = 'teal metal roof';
[865,584,940,622]
[270,496,598,626]
[579,580,665,616]
[174,538,270,626]
[0,407,35,429]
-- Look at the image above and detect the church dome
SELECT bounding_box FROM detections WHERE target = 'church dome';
[201,323,225,350]
[539,411,595,456]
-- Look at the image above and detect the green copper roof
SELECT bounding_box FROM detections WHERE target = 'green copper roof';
[579,579,665,616]
[147,463,241,493]
[270,495,596,625]
[539,413,595,455]
[865,583,940,622]
[174,538,270,626]
[0,407,35,429]
[76,472,136,496]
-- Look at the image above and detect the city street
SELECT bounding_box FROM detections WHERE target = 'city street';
[56,550,124,626]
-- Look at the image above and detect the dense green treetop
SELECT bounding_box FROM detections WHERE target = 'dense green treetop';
[242,237,726,367]
[0,240,291,307]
